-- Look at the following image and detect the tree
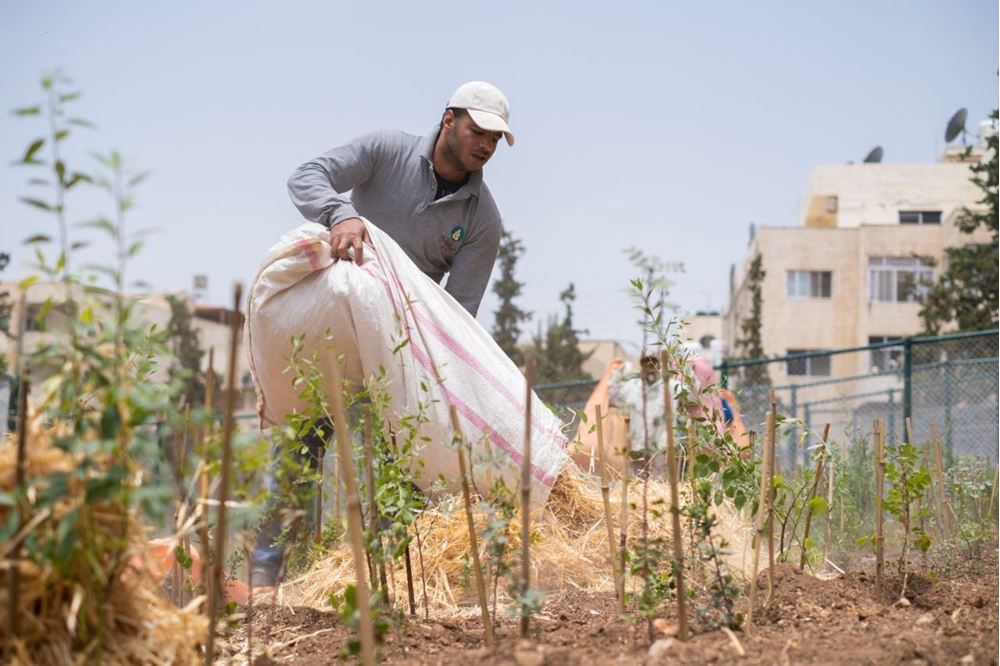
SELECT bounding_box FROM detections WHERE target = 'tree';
[491,230,531,366]
[165,294,207,407]
[530,283,592,386]
[920,110,999,334]
[735,252,769,386]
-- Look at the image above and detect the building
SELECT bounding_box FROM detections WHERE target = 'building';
[0,283,257,428]
[722,131,995,449]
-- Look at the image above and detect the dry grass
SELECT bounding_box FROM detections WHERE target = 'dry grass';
[0,432,206,666]
[283,464,754,615]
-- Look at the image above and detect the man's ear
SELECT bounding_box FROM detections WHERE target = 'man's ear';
[442,108,456,131]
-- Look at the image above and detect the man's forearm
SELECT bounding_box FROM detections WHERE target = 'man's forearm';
[287,162,361,228]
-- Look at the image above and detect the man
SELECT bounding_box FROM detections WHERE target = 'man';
[251,81,514,586]
[286,80,514,316]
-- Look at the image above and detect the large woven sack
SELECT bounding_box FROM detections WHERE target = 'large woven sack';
[246,220,568,505]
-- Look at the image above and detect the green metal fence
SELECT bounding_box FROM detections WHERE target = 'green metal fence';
[718,329,998,469]
[534,330,998,471]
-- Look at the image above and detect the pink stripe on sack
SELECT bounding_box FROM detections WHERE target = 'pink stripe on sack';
[408,337,557,487]
[297,238,322,270]
[419,317,566,444]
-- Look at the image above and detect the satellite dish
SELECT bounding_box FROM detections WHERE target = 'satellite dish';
[862,146,884,163]
[945,108,968,143]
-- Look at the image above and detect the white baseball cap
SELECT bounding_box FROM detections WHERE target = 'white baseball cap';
[447,81,515,146]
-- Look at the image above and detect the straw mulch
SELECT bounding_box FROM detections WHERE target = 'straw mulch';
[284,464,755,615]
[0,432,206,665]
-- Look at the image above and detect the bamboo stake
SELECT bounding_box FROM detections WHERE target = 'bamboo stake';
[874,420,885,593]
[765,398,776,607]
[824,441,835,569]
[363,419,387,597]
[404,542,417,616]
[329,356,376,666]
[451,406,493,647]
[198,349,215,607]
[244,541,254,664]
[415,519,430,619]
[618,420,630,617]
[930,423,954,536]
[904,417,928,572]
[799,424,829,572]
[595,405,620,602]
[661,351,688,641]
[206,283,242,664]
[519,357,534,639]
[745,431,763,635]
[314,440,325,543]
[6,379,29,657]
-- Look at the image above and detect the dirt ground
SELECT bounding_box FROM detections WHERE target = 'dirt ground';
[232,550,998,665]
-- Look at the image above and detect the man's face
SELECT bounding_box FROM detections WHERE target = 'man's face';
[443,110,503,172]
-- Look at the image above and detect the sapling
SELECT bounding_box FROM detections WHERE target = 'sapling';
[883,437,933,599]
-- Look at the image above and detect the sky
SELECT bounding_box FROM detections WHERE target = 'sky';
[1,1,997,352]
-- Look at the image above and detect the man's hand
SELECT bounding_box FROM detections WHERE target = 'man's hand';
[329,217,368,264]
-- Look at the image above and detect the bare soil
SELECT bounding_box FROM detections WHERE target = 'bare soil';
[234,551,998,665]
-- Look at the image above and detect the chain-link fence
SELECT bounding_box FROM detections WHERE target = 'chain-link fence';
[718,330,998,470]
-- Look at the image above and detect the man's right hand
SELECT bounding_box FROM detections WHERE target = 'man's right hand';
[329,217,368,264]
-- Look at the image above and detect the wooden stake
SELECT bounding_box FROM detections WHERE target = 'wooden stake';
[404,542,417,616]
[198,348,215,607]
[451,406,493,647]
[746,431,763,635]
[244,541,254,664]
[765,398,776,607]
[207,283,243,664]
[520,357,534,639]
[314,441,325,543]
[6,378,29,658]
[661,351,688,641]
[930,423,954,535]
[595,405,620,602]
[618,419,630,617]
[799,423,829,572]
[329,356,376,666]
[824,440,835,569]
[363,419,387,597]
[874,420,885,593]
[904,417,928,571]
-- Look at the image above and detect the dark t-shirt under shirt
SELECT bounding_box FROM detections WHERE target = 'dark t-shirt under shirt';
[434,170,468,200]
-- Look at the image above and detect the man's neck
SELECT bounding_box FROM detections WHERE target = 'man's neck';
[431,132,469,182]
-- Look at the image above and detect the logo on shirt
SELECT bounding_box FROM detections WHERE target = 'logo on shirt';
[450,226,466,243]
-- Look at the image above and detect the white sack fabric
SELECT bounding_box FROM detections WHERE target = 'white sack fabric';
[246,220,568,506]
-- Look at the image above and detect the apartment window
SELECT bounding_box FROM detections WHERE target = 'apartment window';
[786,271,832,299]
[869,256,933,303]
[898,210,942,225]
[869,336,903,372]
[786,349,831,376]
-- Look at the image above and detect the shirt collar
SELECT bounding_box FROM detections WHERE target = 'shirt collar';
[420,124,483,197]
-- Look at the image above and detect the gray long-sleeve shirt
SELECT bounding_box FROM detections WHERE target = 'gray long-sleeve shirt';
[287,125,503,316]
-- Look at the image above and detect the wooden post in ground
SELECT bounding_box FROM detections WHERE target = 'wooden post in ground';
[661,351,688,641]
[929,423,953,536]
[874,420,885,593]
[198,349,215,607]
[519,357,534,639]
[618,424,630,617]
[904,417,928,571]
[595,405,620,602]
[451,406,493,647]
[824,440,835,569]
[329,357,376,666]
[799,423,830,572]
[745,431,763,635]
[6,379,29,658]
[206,284,243,664]
[765,397,777,607]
